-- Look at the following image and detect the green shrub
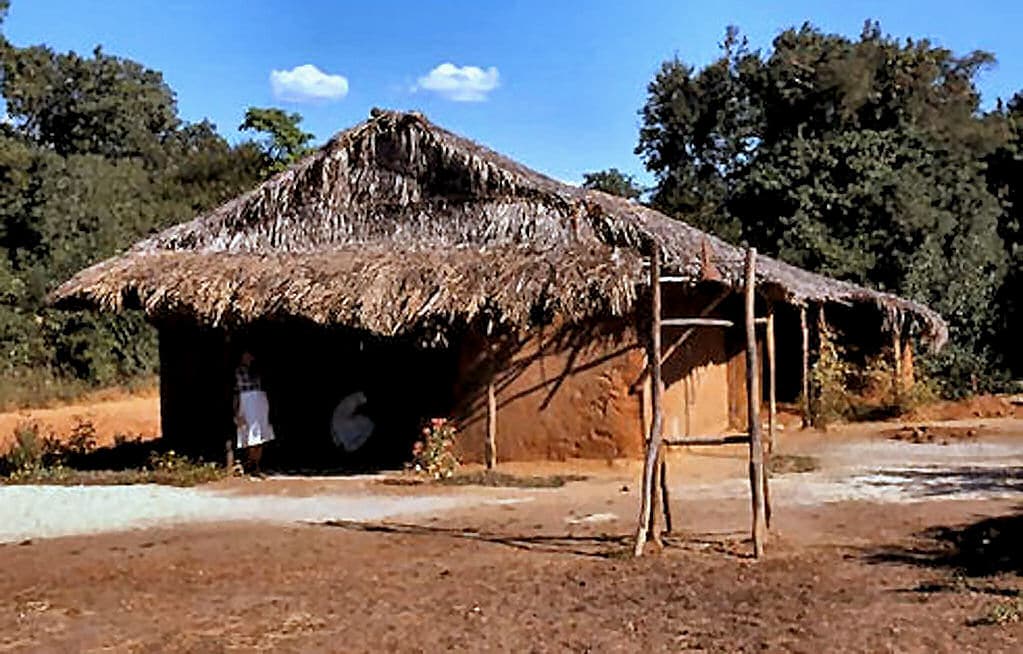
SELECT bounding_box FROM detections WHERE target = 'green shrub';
[807,322,853,428]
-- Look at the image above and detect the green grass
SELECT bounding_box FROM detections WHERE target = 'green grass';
[768,454,820,475]
[438,470,589,488]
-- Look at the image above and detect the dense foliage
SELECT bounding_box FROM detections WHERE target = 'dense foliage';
[0,3,1020,405]
[638,23,1023,395]
[0,4,300,404]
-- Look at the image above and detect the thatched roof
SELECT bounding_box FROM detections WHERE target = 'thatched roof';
[51,109,947,348]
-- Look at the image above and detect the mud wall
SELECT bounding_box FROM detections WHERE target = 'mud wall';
[454,300,748,462]
[453,320,647,461]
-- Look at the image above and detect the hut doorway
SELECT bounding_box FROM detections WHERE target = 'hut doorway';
[159,321,460,472]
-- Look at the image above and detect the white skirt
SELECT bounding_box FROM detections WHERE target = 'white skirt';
[236,390,276,449]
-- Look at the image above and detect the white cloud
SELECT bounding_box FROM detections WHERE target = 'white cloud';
[415,63,499,102]
[270,64,349,102]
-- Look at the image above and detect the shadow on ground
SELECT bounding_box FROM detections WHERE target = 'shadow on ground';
[318,520,750,560]
[858,465,1023,500]
[866,505,1023,578]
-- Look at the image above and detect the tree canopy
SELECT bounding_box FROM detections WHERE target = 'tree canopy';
[638,22,1019,394]
[0,24,269,400]
[239,107,315,175]
[581,168,644,200]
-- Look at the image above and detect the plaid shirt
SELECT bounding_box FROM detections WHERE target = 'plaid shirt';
[235,363,262,393]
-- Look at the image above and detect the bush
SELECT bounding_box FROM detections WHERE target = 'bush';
[807,322,852,429]
[1,419,227,486]
[409,418,460,480]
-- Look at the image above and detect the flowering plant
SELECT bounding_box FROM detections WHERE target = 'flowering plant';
[410,418,460,479]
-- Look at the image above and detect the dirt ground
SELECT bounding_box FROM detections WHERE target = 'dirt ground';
[1,423,1023,652]
[2,496,1022,652]
[0,387,160,450]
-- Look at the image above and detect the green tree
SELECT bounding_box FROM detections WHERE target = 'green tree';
[239,107,314,175]
[985,95,1023,376]
[0,16,264,398]
[581,168,644,200]
[638,22,1009,395]
[1,45,180,160]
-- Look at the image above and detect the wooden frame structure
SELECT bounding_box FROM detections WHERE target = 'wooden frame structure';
[634,247,774,558]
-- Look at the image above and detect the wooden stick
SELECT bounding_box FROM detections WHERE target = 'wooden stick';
[663,434,750,446]
[485,378,497,470]
[892,316,903,403]
[764,304,776,528]
[766,305,777,454]
[661,318,735,328]
[659,451,672,534]
[648,444,663,547]
[800,305,810,429]
[633,247,664,557]
[744,248,767,558]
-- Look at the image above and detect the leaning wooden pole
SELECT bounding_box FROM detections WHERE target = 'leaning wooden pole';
[744,248,767,558]
[634,247,664,557]
[800,305,810,429]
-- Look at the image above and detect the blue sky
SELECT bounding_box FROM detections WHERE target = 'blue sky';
[6,1,1023,185]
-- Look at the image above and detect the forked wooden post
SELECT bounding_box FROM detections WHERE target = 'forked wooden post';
[800,305,810,428]
[634,247,664,557]
[744,248,767,558]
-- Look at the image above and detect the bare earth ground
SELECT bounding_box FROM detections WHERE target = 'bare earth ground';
[0,386,160,450]
[1,398,1023,651]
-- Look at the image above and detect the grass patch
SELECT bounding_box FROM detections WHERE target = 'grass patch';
[380,470,589,488]
[768,454,819,475]
[439,470,588,488]
[0,418,229,487]
[971,598,1023,627]
[0,464,228,487]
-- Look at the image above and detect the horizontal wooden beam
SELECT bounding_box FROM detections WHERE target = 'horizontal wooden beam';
[663,434,751,447]
[659,317,767,329]
[661,318,735,328]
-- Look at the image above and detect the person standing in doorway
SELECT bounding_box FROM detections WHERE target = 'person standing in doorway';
[233,350,275,475]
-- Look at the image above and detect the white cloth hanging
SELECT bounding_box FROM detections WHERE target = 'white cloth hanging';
[236,389,276,449]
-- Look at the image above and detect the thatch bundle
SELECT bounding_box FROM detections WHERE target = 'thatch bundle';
[51,109,948,347]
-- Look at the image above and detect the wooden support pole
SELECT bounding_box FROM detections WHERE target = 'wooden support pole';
[766,305,777,454]
[658,452,672,534]
[764,305,776,528]
[892,316,904,404]
[800,305,810,429]
[634,247,664,557]
[485,379,497,470]
[744,248,767,558]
